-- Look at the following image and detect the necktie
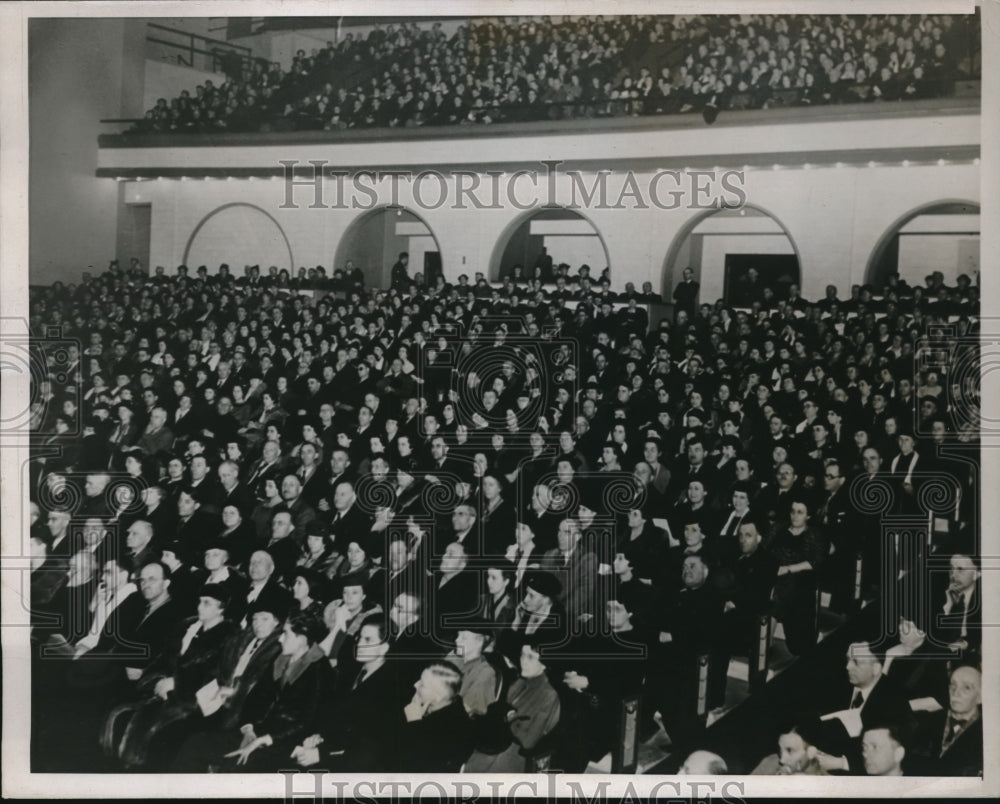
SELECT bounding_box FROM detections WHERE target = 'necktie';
[942,716,966,753]
[850,690,863,709]
[352,669,368,690]
[949,590,966,616]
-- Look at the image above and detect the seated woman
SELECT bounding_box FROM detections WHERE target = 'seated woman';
[103,584,239,769]
[296,522,338,580]
[463,637,561,773]
[289,568,326,626]
[767,495,827,656]
[217,504,260,572]
[250,476,285,544]
[315,572,382,677]
[477,564,517,628]
[444,623,501,717]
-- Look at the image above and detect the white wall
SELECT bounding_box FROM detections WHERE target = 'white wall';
[542,235,606,273]
[29,19,147,285]
[116,158,980,305]
[897,234,981,286]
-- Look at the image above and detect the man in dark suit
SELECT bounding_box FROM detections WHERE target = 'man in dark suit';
[213,460,256,518]
[230,550,293,628]
[648,554,723,750]
[291,616,407,771]
[709,519,777,709]
[295,442,329,509]
[430,542,480,643]
[116,561,183,679]
[387,592,439,685]
[175,489,218,566]
[540,517,599,626]
[814,641,914,773]
[909,664,982,776]
[328,482,371,556]
[930,551,981,659]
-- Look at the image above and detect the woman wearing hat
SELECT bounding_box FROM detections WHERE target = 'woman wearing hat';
[106,583,239,769]
[463,637,561,773]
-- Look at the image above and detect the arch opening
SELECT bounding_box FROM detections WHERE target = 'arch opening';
[489,207,610,284]
[184,203,293,277]
[661,205,801,310]
[864,201,980,292]
[334,206,442,290]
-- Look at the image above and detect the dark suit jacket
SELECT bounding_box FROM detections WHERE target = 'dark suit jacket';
[242,649,332,746]
[717,547,778,617]
[136,426,175,458]
[386,697,473,773]
[176,510,222,565]
[329,505,372,554]
[911,709,983,777]
[318,661,407,769]
[296,466,330,509]
[214,483,256,518]
[540,547,599,622]
[142,616,239,703]
[480,499,517,556]
[115,595,183,670]
[431,570,481,639]
[229,578,293,627]
[215,628,283,729]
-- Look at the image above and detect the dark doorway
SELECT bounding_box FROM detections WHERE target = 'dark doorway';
[423,251,442,285]
[724,254,800,306]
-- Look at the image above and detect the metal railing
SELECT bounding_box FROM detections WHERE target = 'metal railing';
[146,21,257,77]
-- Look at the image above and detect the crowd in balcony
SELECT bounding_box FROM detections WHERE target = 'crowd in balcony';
[128,13,980,136]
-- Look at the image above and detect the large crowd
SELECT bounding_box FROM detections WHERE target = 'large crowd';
[27,252,982,775]
[127,13,980,135]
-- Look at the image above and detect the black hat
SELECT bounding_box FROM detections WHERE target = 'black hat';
[199,583,230,608]
[304,520,330,539]
[203,538,230,555]
[523,569,561,601]
[248,595,289,621]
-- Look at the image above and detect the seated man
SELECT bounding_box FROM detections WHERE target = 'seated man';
[292,615,406,772]
[909,664,983,777]
[678,750,728,775]
[390,660,473,772]
[646,554,722,750]
[752,718,838,775]
[861,722,911,776]
[929,550,981,661]
[217,613,332,771]
[812,641,913,773]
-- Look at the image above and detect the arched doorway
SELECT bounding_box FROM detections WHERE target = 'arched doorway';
[490,207,610,283]
[184,203,293,276]
[662,205,801,308]
[334,206,442,290]
[865,201,980,291]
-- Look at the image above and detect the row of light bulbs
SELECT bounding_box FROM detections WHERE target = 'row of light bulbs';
[115,156,980,182]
